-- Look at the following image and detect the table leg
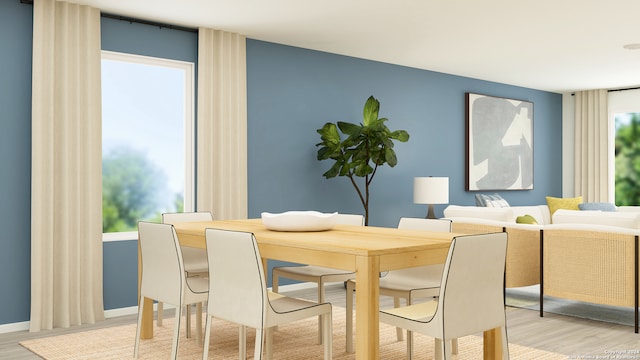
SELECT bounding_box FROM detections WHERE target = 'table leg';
[483,327,502,359]
[355,255,380,360]
[138,240,153,339]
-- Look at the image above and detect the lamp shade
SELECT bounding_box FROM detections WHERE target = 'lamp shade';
[413,177,449,204]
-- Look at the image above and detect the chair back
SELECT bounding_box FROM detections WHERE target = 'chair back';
[205,228,268,328]
[138,222,185,305]
[336,213,365,226]
[162,211,213,224]
[398,217,452,232]
[391,218,452,277]
[437,232,507,339]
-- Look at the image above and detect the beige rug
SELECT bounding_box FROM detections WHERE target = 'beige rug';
[21,307,565,359]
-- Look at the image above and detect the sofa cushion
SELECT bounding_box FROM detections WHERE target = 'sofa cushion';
[443,205,514,222]
[475,193,510,208]
[546,196,583,219]
[553,209,640,229]
[578,202,616,212]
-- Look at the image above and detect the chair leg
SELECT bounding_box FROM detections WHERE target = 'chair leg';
[195,302,203,345]
[434,338,443,360]
[323,310,333,360]
[134,297,144,359]
[202,315,212,360]
[186,304,192,338]
[452,338,459,354]
[345,281,355,353]
[406,297,413,358]
[239,325,247,359]
[434,338,454,360]
[393,296,404,341]
[271,273,279,333]
[265,327,273,360]
[171,304,182,360]
[157,301,164,326]
[255,328,264,360]
[317,280,324,345]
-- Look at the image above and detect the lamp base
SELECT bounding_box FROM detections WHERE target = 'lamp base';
[426,204,437,219]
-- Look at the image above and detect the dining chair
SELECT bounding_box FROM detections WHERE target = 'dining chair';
[271,213,364,343]
[379,232,509,360]
[203,228,333,360]
[134,222,209,359]
[161,211,213,343]
[345,217,457,354]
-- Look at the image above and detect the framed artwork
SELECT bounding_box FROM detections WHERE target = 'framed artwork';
[465,92,534,191]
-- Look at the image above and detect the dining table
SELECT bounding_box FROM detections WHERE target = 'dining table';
[137,218,505,359]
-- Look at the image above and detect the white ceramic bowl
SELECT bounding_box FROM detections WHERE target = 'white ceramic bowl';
[261,211,338,231]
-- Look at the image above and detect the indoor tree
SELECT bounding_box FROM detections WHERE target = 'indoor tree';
[316,95,409,225]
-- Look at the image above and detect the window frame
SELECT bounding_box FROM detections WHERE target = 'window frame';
[101,50,195,242]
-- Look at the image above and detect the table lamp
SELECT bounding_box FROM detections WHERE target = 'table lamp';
[413,176,449,219]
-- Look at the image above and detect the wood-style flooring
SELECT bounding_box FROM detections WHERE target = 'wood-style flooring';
[1,284,638,359]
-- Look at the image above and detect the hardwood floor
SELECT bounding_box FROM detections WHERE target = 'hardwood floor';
[2,284,638,359]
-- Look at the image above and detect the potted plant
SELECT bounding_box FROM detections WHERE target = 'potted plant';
[316,95,410,225]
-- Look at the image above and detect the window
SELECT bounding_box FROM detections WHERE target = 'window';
[101,51,194,240]
[614,112,640,206]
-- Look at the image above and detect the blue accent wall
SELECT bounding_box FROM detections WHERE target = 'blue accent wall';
[0,3,562,326]
[0,0,33,326]
[246,40,562,227]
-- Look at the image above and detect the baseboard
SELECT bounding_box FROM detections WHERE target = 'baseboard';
[0,321,30,334]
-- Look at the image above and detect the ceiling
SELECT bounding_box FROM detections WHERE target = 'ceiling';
[73,0,640,93]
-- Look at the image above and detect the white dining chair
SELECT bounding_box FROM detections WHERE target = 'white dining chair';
[161,211,213,343]
[203,228,333,360]
[379,232,510,360]
[346,217,458,355]
[134,222,209,359]
[271,213,363,343]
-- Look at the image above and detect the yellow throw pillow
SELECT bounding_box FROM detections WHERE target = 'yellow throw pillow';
[546,196,583,219]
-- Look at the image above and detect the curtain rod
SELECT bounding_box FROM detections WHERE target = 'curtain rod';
[609,86,640,93]
[20,0,198,33]
[571,87,640,96]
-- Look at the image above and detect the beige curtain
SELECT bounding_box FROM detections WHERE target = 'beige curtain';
[573,89,609,202]
[31,0,104,331]
[196,28,248,219]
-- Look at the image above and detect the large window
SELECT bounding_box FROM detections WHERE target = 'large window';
[101,51,194,239]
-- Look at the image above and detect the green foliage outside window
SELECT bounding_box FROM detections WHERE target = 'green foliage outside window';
[615,113,640,206]
[102,146,179,233]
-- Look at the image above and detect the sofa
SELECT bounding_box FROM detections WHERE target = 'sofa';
[442,200,640,333]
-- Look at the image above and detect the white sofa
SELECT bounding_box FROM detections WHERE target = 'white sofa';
[443,203,640,332]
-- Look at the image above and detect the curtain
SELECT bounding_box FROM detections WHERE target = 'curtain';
[31,0,104,331]
[196,28,248,220]
[573,89,609,202]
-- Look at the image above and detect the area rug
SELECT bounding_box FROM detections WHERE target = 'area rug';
[21,307,565,359]
[506,285,636,327]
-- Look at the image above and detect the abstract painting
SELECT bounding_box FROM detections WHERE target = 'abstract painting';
[465,93,534,191]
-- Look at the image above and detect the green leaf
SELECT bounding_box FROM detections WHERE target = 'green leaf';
[362,96,379,126]
[386,148,398,167]
[323,161,343,178]
[390,130,410,142]
[316,123,341,145]
[337,121,362,136]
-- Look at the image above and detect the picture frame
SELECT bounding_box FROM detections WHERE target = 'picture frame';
[465,92,534,191]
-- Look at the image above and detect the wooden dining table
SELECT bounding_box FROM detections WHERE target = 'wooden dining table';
[137,218,504,359]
